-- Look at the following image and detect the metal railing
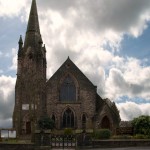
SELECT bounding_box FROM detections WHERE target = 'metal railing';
[51,134,76,148]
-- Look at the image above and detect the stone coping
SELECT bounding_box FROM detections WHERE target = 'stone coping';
[92,139,150,148]
[93,139,150,141]
[0,139,150,149]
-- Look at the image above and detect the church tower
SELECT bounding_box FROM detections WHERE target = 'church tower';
[13,0,47,136]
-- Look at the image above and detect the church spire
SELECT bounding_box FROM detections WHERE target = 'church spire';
[27,0,40,33]
[24,0,42,51]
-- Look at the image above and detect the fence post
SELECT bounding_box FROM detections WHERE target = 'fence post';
[63,135,64,149]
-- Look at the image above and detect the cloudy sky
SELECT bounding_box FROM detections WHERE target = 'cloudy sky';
[0,0,150,128]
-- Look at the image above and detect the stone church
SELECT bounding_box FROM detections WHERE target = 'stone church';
[13,0,120,136]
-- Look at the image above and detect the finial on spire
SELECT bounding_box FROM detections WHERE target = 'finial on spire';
[39,35,43,45]
[18,35,23,57]
[18,35,23,44]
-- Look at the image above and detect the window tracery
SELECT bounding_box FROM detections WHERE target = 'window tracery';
[63,108,74,128]
[60,75,76,102]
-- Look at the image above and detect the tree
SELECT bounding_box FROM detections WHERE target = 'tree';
[38,116,55,130]
[132,115,150,136]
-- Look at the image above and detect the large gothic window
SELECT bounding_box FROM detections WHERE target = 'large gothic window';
[63,108,74,128]
[60,75,76,102]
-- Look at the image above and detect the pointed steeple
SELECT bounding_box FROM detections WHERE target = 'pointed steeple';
[24,0,43,52]
[27,0,40,33]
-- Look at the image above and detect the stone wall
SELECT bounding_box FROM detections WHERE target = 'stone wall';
[0,144,34,150]
[116,127,134,135]
[1,139,150,149]
[92,139,150,148]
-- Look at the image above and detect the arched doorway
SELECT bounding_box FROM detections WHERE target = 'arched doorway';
[63,108,74,128]
[26,121,31,134]
[101,116,111,129]
[23,114,31,134]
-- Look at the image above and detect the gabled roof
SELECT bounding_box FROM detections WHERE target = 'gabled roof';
[47,57,96,89]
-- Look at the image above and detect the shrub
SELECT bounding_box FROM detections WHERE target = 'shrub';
[134,134,149,139]
[132,115,150,136]
[93,129,111,139]
[38,116,55,130]
[64,128,73,135]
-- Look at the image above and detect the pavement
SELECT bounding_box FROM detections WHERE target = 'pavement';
[84,147,150,150]
[52,147,150,150]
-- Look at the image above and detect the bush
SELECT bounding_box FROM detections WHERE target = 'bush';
[93,129,112,139]
[132,115,150,136]
[64,128,73,135]
[38,116,55,130]
[134,134,149,139]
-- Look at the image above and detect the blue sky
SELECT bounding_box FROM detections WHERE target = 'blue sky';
[0,0,150,127]
[121,24,150,62]
[0,17,25,76]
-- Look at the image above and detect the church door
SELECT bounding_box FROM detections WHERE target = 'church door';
[26,121,31,134]
[101,116,111,129]
[63,108,74,128]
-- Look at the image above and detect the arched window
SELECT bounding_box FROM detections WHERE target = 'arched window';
[63,108,74,128]
[60,75,76,102]
[82,114,86,129]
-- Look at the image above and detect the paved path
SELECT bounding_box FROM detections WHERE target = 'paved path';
[86,147,150,150]
[52,147,150,150]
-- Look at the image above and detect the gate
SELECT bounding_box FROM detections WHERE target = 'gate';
[51,134,76,149]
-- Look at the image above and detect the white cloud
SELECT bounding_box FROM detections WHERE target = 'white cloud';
[38,0,150,39]
[35,0,150,87]
[117,102,150,121]
[105,58,150,101]
[0,75,15,101]
[9,48,17,70]
[0,0,29,18]
[0,75,15,127]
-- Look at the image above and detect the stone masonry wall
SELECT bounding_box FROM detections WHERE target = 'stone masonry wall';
[46,58,96,129]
